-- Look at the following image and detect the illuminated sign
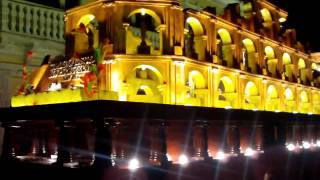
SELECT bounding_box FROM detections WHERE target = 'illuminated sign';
[49,56,96,82]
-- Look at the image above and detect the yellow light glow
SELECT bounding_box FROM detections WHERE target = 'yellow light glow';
[189,71,206,89]
[298,58,306,69]
[245,81,258,96]
[217,28,232,44]
[119,94,127,101]
[141,8,146,16]
[311,63,318,70]
[220,76,235,93]
[128,8,161,27]
[282,53,291,65]
[112,71,120,91]
[186,17,204,36]
[77,14,96,28]
[285,88,294,101]
[89,15,95,21]
[300,91,308,103]
[264,46,275,59]
[279,17,286,23]
[267,85,278,99]
[260,8,272,22]
[211,67,219,74]
[242,38,256,53]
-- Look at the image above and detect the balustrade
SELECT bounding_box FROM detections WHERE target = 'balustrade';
[1,0,64,42]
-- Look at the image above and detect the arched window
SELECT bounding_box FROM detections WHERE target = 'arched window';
[126,8,162,55]
[217,28,234,67]
[264,46,278,77]
[260,8,273,27]
[216,76,237,108]
[185,17,206,61]
[242,38,257,73]
[244,81,260,110]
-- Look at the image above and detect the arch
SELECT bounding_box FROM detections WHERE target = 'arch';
[186,17,204,36]
[188,70,206,89]
[217,28,232,44]
[219,76,235,93]
[300,91,308,103]
[77,14,97,28]
[128,8,161,27]
[282,53,291,65]
[285,88,294,101]
[298,58,306,69]
[245,81,259,96]
[131,64,164,84]
[242,38,256,53]
[260,8,272,22]
[267,85,278,99]
[264,46,275,59]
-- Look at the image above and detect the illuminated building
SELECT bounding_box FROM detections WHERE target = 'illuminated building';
[2,0,320,179]
[11,0,320,115]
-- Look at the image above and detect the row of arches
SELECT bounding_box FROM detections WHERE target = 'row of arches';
[71,9,320,92]
[113,62,319,114]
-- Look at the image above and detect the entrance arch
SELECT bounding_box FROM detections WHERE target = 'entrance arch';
[242,38,258,73]
[216,76,237,108]
[126,65,164,103]
[265,85,279,111]
[299,90,310,113]
[284,88,295,112]
[185,17,206,61]
[244,81,260,110]
[217,28,234,67]
[185,70,207,106]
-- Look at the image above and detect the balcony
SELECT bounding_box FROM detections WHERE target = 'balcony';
[0,0,65,42]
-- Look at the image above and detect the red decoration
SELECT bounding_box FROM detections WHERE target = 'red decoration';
[26,50,33,58]
[81,72,97,97]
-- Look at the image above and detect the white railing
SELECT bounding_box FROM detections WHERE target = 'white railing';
[1,0,65,42]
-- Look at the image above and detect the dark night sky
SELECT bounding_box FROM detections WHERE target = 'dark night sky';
[270,0,320,52]
[27,0,320,52]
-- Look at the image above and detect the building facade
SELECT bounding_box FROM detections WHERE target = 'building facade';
[11,0,320,115]
[2,1,320,178]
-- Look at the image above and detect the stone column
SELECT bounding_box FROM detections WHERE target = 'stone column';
[156,24,166,55]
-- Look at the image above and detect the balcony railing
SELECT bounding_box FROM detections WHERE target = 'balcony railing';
[0,0,65,42]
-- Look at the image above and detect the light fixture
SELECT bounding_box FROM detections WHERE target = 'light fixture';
[244,148,255,156]
[166,154,172,161]
[216,151,225,160]
[316,140,320,147]
[128,158,140,171]
[279,17,286,23]
[141,8,146,16]
[262,79,267,84]
[302,141,311,149]
[173,60,185,66]
[178,154,189,166]
[286,143,295,151]
[225,106,232,110]
[211,67,219,74]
